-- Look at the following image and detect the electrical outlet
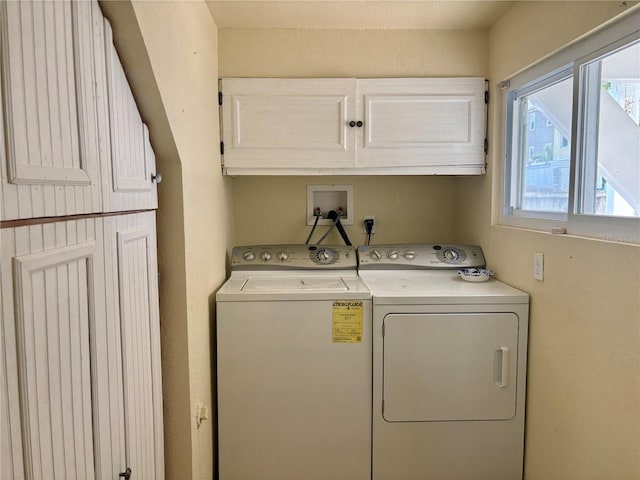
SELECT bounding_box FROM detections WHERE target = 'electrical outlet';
[533,252,544,281]
[363,216,375,234]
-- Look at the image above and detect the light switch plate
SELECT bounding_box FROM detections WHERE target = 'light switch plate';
[534,252,544,281]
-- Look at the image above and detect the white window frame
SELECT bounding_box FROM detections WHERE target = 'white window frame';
[501,9,640,244]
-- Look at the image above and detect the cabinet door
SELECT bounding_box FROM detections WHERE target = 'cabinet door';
[101,19,158,212]
[0,219,107,479]
[356,78,487,173]
[0,0,102,220]
[103,211,164,479]
[221,78,356,173]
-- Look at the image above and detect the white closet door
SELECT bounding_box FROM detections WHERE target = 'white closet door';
[103,211,164,480]
[101,19,158,212]
[356,78,486,171]
[0,0,102,220]
[0,219,106,479]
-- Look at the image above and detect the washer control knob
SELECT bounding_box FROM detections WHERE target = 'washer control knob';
[443,249,459,262]
[387,250,399,260]
[403,251,416,260]
[261,251,272,261]
[278,251,289,261]
[243,251,256,261]
[370,250,382,260]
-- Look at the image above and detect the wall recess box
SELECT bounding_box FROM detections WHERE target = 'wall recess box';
[307,185,353,226]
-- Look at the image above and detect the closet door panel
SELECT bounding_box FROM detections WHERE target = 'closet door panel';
[104,211,163,479]
[0,219,106,479]
[1,229,24,479]
[101,20,158,212]
[0,0,102,220]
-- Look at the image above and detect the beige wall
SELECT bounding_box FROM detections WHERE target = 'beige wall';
[101,1,233,478]
[457,2,639,478]
[219,28,488,245]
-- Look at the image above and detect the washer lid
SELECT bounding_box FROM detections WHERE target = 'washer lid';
[242,276,348,292]
[216,272,371,301]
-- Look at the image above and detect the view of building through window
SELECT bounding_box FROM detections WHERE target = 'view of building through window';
[517,76,573,214]
[584,40,640,217]
[516,41,639,218]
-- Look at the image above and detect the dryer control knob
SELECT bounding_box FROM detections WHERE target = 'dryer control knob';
[387,250,399,260]
[243,251,256,261]
[278,251,289,261]
[370,250,382,260]
[403,251,416,260]
[261,251,272,261]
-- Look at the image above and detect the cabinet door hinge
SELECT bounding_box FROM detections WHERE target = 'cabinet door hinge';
[218,91,223,106]
[484,90,489,104]
[484,138,488,154]
[220,141,224,155]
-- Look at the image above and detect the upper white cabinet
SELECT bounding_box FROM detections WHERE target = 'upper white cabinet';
[220,77,487,175]
[356,79,486,171]
[221,78,356,170]
[0,0,103,220]
[0,1,158,220]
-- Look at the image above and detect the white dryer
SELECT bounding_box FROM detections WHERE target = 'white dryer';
[358,244,529,480]
[216,244,372,480]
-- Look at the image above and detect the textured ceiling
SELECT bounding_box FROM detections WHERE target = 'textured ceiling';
[206,1,516,30]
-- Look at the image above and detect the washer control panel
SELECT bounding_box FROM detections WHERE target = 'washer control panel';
[358,244,485,270]
[232,245,357,270]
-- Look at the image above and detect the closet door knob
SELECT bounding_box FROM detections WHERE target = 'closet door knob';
[119,468,132,480]
[349,121,356,127]
[356,121,363,127]
[152,173,162,184]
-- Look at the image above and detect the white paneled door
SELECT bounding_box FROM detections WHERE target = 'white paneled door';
[1,213,163,479]
[1,219,106,479]
[101,20,158,212]
[0,1,103,220]
[104,211,164,480]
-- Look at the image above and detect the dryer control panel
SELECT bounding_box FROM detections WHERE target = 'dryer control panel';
[358,244,485,269]
[231,244,358,270]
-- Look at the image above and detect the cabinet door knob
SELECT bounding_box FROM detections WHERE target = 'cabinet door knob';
[348,121,356,128]
[152,173,162,184]
[356,121,363,127]
[119,468,132,480]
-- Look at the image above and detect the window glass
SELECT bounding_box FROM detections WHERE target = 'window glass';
[578,40,640,218]
[510,76,573,214]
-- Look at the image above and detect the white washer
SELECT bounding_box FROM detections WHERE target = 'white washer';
[216,244,372,480]
[358,244,529,480]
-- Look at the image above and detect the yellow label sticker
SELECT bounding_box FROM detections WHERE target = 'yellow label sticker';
[332,300,363,343]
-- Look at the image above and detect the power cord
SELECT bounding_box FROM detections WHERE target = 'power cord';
[305,208,322,245]
[364,218,374,245]
[315,210,343,245]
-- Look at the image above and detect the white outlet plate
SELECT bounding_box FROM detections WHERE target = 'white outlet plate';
[534,252,544,281]
[307,184,353,225]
